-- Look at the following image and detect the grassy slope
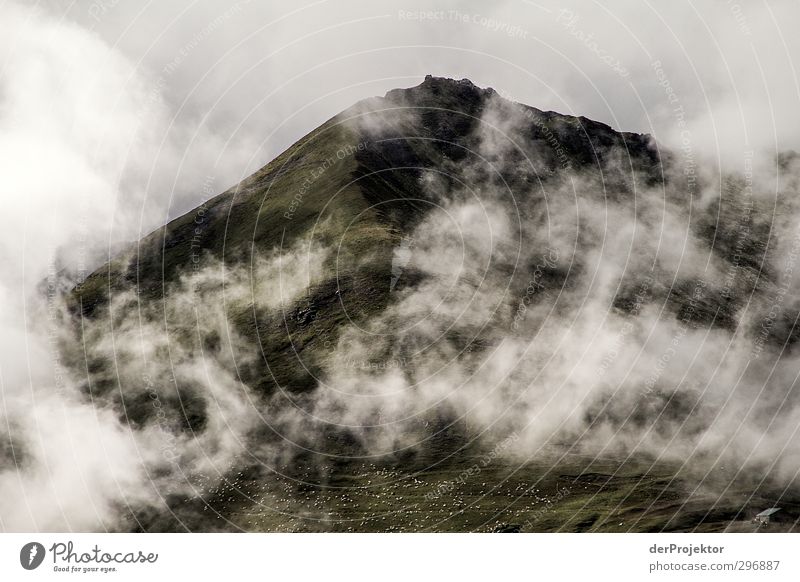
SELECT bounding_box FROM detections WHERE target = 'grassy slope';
[71,77,794,532]
[136,440,799,532]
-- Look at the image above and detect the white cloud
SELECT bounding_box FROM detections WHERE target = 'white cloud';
[2,0,800,530]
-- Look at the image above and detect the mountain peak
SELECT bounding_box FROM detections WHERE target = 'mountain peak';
[422,74,481,88]
[384,75,496,109]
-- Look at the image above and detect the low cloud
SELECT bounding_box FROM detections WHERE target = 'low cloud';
[3,0,800,531]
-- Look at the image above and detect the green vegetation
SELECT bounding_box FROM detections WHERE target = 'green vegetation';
[69,76,796,532]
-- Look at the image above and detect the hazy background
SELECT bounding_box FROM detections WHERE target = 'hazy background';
[2,0,800,530]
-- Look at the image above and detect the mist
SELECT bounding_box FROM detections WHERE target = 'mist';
[2,0,800,531]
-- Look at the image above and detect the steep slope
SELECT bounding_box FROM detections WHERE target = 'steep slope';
[71,75,662,397]
[61,76,800,532]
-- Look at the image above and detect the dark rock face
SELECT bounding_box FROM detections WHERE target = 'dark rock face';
[75,76,663,310]
[68,76,767,410]
[58,76,800,533]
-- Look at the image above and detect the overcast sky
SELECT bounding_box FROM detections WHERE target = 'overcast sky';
[3,0,796,245]
[2,0,800,531]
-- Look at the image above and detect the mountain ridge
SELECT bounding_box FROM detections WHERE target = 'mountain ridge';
[74,75,661,317]
[56,75,800,532]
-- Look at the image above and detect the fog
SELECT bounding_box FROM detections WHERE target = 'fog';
[2,0,800,530]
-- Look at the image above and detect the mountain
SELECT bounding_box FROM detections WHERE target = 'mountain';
[72,75,662,394]
[62,76,799,532]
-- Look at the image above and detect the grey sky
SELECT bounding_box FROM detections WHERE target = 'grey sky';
[24,0,800,231]
[1,0,800,530]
